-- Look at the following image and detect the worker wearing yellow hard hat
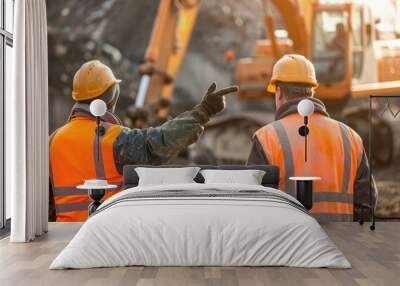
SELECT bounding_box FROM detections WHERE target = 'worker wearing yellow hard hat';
[247,54,377,222]
[266,54,318,94]
[49,60,238,222]
[72,60,122,102]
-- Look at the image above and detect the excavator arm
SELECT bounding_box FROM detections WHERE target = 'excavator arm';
[135,0,201,120]
[268,0,316,58]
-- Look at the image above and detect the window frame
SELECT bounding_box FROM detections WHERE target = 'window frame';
[0,0,14,234]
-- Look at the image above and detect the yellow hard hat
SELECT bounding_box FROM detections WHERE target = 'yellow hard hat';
[267,54,318,93]
[72,60,121,101]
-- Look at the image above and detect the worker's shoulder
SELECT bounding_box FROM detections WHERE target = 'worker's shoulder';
[49,123,71,141]
[329,117,363,143]
[254,121,277,137]
[106,122,124,131]
[49,128,60,144]
[49,124,71,147]
[114,126,148,143]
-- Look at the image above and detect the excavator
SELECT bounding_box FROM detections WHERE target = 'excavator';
[131,0,400,165]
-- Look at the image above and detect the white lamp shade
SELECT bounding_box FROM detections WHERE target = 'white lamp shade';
[297,99,314,117]
[90,99,107,117]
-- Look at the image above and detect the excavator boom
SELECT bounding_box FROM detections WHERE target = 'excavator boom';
[268,0,316,58]
[135,0,201,118]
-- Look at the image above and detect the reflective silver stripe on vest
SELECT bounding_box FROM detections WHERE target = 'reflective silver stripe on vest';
[271,121,295,197]
[55,202,90,213]
[312,213,353,222]
[93,123,112,179]
[54,182,123,197]
[314,192,353,203]
[338,123,351,193]
[54,187,88,196]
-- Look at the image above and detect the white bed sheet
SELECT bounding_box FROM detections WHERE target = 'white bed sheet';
[50,183,351,269]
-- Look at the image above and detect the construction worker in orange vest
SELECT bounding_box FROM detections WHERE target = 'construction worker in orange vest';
[50,60,238,222]
[247,54,377,221]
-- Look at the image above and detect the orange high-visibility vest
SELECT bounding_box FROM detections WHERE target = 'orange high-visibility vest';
[50,117,124,222]
[255,113,364,221]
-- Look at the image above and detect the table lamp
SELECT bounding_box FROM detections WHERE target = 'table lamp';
[289,99,320,210]
[90,99,107,161]
[77,99,117,215]
[297,99,314,162]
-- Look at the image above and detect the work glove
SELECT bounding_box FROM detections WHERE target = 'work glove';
[193,82,238,125]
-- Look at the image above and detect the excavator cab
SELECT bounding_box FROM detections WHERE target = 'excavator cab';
[311,3,370,110]
[312,7,349,85]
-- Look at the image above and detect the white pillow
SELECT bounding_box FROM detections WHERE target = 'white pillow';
[200,169,266,185]
[135,167,200,186]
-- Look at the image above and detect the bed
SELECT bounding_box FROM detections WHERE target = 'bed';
[50,165,351,269]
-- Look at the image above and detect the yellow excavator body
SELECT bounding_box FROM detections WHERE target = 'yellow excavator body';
[237,1,400,104]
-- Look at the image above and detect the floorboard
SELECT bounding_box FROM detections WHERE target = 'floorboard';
[0,222,399,286]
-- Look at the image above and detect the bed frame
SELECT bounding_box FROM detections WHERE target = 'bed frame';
[120,164,375,229]
[123,165,280,189]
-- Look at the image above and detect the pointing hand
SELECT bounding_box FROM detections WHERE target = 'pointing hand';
[199,82,239,117]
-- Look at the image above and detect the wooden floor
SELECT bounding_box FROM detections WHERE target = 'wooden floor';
[0,222,399,286]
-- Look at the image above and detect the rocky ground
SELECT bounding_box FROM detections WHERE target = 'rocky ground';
[375,164,400,218]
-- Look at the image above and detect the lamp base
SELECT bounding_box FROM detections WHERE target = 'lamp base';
[289,177,321,210]
[298,125,309,136]
[296,180,313,210]
[88,189,105,215]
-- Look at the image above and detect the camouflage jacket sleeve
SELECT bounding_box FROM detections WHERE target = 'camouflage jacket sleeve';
[354,149,378,209]
[113,107,209,173]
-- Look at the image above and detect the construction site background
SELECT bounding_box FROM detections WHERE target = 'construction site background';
[47,0,400,218]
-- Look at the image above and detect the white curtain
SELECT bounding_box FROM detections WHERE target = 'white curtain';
[7,0,49,242]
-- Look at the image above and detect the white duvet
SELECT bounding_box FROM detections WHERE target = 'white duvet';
[50,183,351,269]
